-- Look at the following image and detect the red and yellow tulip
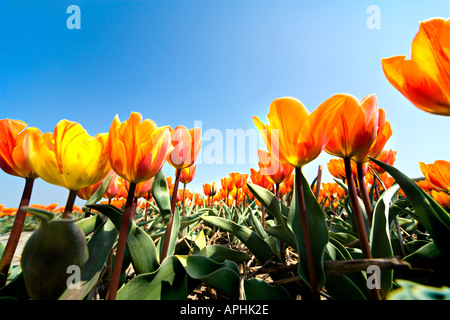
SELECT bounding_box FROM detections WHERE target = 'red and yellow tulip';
[0,119,39,180]
[108,112,172,184]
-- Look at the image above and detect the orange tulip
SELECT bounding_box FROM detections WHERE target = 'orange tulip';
[104,173,126,200]
[167,125,202,170]
[179,164,197,185]
[249,168,273,190]
[77,170,115,201]
[324,93,379,159]
[221,177,235,193]
[0,119,38,179]
[419,160,450,192]
[124,177,154,199]
[327,159,347,181]
[108,112,172,184]
[253,96,341,168]
[370,149,397,174]
[352,108,392,164]
[257,149,294,185]
[431,190,450,209]
[382,17,450,116]
[230,172,248,189]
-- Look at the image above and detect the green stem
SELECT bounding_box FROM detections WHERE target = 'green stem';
[160,168,181,262]
[0,178,34,287]
[356,162,373,226]
[106,181,137,300]
[295,167,319,300]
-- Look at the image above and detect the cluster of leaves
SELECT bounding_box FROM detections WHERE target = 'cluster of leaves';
[0,158,449,300]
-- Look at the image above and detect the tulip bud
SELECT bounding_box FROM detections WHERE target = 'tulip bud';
[20,216,88,300]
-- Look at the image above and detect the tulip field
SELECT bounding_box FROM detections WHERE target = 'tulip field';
[0,16,450,303]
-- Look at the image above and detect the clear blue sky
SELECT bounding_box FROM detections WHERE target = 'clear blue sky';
[1,0,449,208]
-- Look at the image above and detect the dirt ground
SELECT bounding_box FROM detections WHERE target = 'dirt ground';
[0,231,33,267]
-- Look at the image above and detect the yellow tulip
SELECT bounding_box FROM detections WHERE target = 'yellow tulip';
[24,120,110,191]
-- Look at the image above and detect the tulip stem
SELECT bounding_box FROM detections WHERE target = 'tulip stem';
[315,165,323,200]
[107,181,137,300]
[344,157,380,300]
[161,168,182,262]
[344,158,371,259]
[63,189,78,219]
[0,178,35,287]
[295,167,319,300]
[356,162,373,226]
[182,183,186,217]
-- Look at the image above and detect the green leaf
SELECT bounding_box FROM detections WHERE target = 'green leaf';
[201,245,251,264]
[59,219,118,300]
[19,206,55,223]
[75,214,101,236]
[369,184,400,298]
[127,221,159,274]
[84,175,113,207]
[151,170,172,222]
[158,207,180,262]
[201,216,279,264]
[177,255,240,299]
[246,183,287,227]
[244,278,292,300]
[86,204,124,231]
[369,158,450,255]
[287,169,329,291]
[116,255,187,300]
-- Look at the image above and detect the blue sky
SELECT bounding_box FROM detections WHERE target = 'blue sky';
[1,0,449,208]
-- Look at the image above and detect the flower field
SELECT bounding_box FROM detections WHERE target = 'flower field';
[0,17,450,301]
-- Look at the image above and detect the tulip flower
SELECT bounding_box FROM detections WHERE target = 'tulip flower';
[257,149,294,198]
[103,172,126,201]
[0,119,39,285]
[382,17,450,116]
[419,160,450,192]
[108,112,172,184]
[167,125,202,170]
[250,168,273,190]
[370,149,397,175]
[106,111,172,300]
[253,96,342,299]
[179,165,197,216]
[323,93,379,297]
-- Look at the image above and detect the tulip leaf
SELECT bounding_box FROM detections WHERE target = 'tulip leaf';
[157,206,181,262]
[200,244,251,264]
[127,221,159,275]
[369,158,450,255]
[116,255,187,300]
[201,215,280,264]
[19,206,55,223]
[84,175,113,207]
[246,183,287,226]
[244,278,293,300]
[369,184,399,298]
[151,170,172,222]
[177,255,240,299]
[59,219,118,300]
[75,214,102,236]
[86,204,124,231]
[287,169,329,291]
